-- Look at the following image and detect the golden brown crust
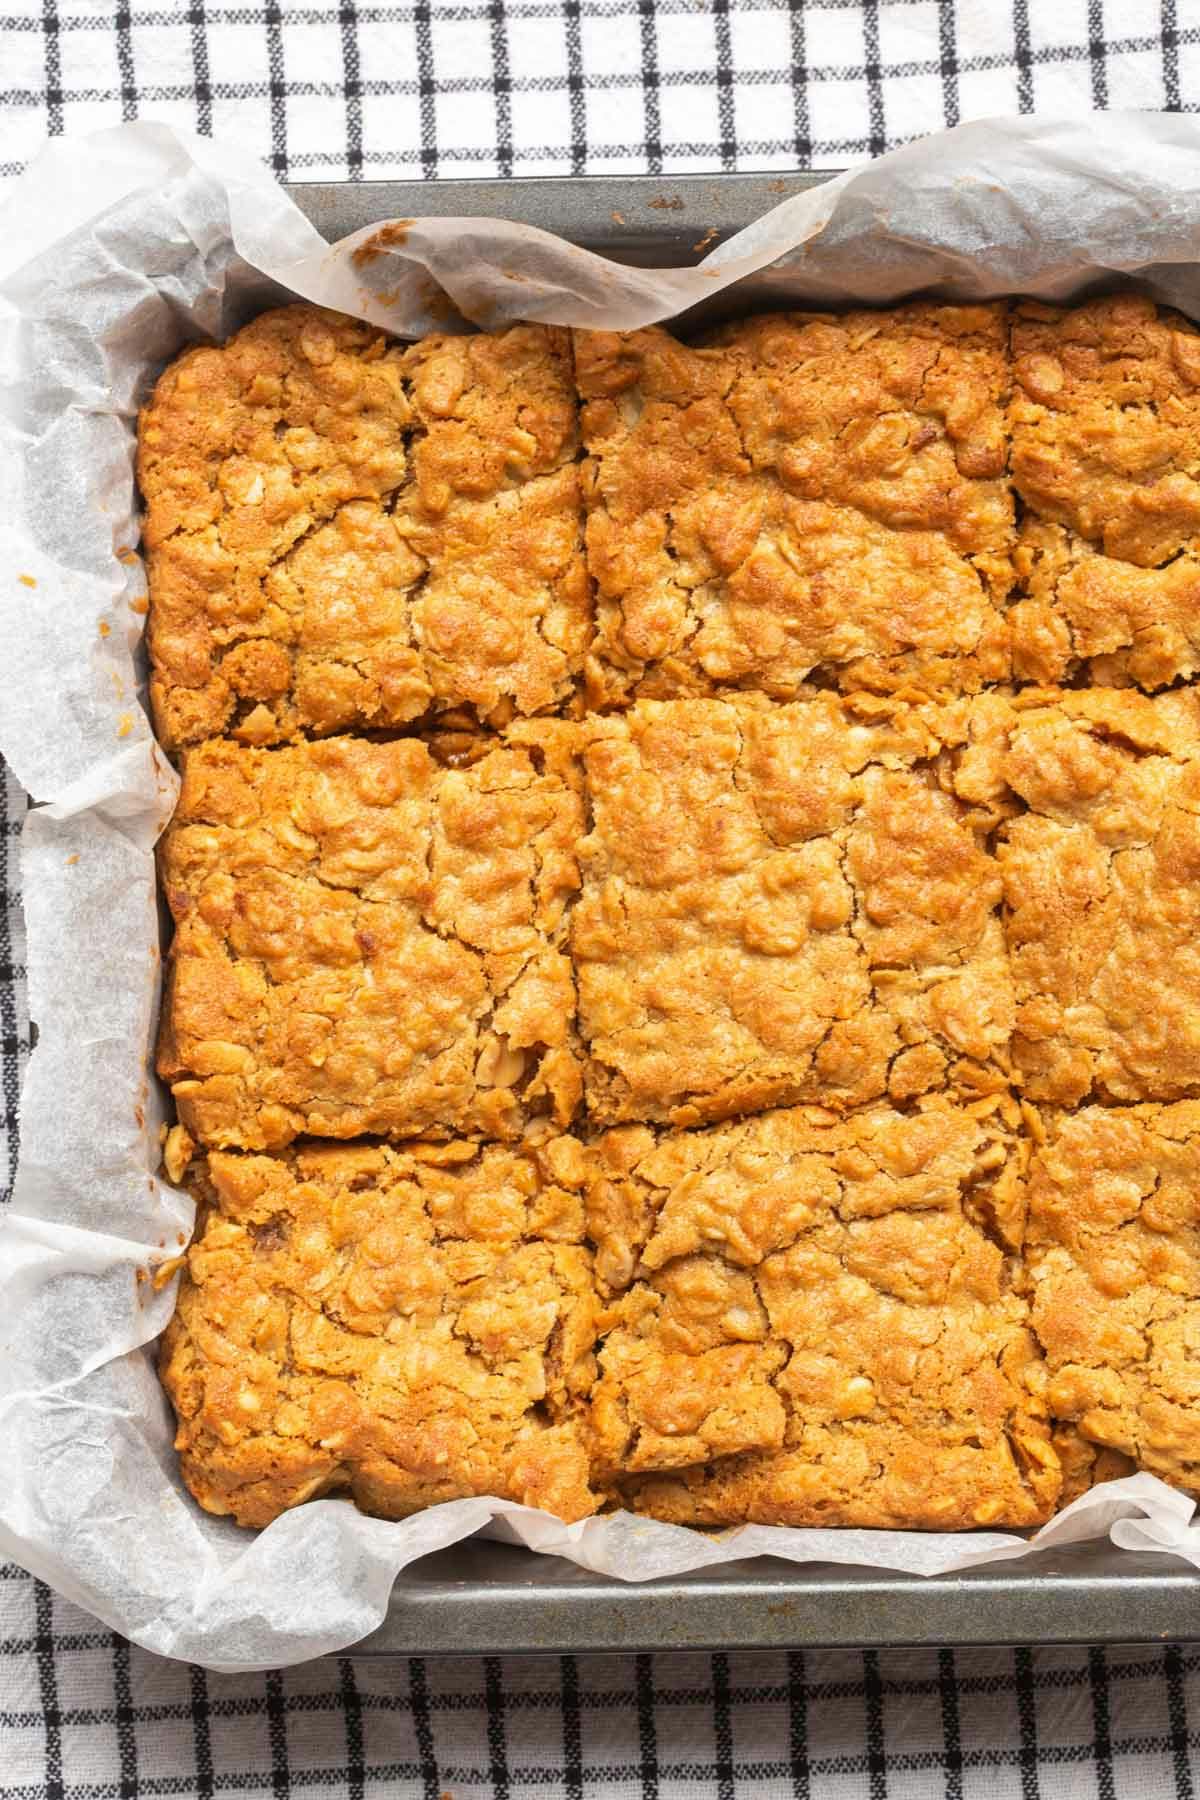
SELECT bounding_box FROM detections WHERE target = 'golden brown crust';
[153,295,1200,1535]
[141,306,588,750]
[1011,294,1200,565]
[1010,295,1200,689]
[158,729,584,1149]
[1025,1104,1200,1496]
[573,692,1014,1128]
[577,304,1014,706]
[159,1136,599,1526]
[590,1102,1059,1528]
[991,685,1200,1105]
[1012,520,1200,689]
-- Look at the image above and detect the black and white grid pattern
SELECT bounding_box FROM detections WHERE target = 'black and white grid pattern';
[0,0,1197,183]
[3,1,1200,1793]
[4,1628,1200,1798]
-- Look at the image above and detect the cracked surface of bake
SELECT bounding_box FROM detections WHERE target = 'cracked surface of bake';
[576,302,1014,705]
[987,685,1200,1105]
[157,728,583,1149]
[572,691,1014,1128]
[159,1135,599,1527]
[584,1100,1058,1528]
[141,306,588,752]
[1010,294,1200,687]
[152,293,1200,1535]
[1024,1103,1200,1496]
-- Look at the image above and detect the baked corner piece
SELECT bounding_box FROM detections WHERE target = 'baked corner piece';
[140,305,588,752]
[1010,293,1200,687]
[1025,1103,1200,1496]
[587,1101,1058,1529]
[576,302,1013,706]
[573,691,1014,1128]
[160,1135,599,1527]
[158,727,583,1150]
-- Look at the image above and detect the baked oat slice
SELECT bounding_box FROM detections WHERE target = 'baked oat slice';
[1010,295,1200,687]
[572,692,1015,1128]
[160,1134,599,1527]
[585,1100,1058,1529]
[991,685,1200,1105]
[1013,517,1200,689]
[158,727,583,1150]
[1025,1102,1200,1496]
[576,303,1013,705]
[141,305,587,751]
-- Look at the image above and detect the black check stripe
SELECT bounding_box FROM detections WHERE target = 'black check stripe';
[787,1649,810,1799]
[187,1665,213,1800]
[788,4,810,164]
[414,0,436,178]
[5,0,1200,1784]
[1015,1645,1042,1800]
[489,0,513,179]
[188,0,212,137]
[337,1659,365,1800]
[563,0,585,175]
[559,1655,583,1800]
[339,1,363,178]
[0,756,29,1208]
[639,0,663,176]
[264,1,287,175]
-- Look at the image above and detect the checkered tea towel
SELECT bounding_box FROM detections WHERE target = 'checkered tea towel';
[0,0,1191,183]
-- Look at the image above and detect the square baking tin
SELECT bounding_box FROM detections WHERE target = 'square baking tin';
[274,172,1200,1652]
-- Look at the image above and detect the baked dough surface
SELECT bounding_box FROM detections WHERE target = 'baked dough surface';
[577,304,1014,705]
[586,1100,1056,1529]
[1010,294,1200,686]
[149,296,1200,1530]
[1026,1103,1200,1496]
[160,1136,599,1526]
[141,308,588,750]
[158,729,584,1148]
[573,693,1013,1127]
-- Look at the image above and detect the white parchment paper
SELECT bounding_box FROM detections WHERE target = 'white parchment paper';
[3,113,1200,1671]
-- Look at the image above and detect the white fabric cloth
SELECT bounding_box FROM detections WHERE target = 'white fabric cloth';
[0,0,1189,184]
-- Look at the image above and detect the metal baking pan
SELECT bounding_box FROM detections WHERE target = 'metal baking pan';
[286,169,828,266]
[282,172,1200,1653]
